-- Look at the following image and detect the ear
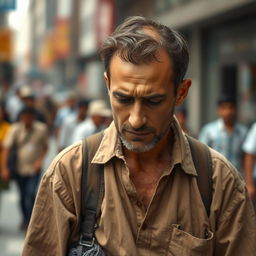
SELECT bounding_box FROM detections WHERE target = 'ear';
[104,72,110,90]
[175,79,192,106]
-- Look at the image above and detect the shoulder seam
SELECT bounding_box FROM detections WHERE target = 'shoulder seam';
[48,142,82,174]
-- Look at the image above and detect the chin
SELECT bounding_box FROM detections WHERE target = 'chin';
[120,135,160,153]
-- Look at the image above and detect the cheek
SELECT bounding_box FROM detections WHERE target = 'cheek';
[111,99,129,118]
[160,105,175,123]
[111,104,126,126]
[149,106,174,128]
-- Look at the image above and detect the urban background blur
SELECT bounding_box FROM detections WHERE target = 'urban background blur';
[0,0,256,255]
[1,0,256,132]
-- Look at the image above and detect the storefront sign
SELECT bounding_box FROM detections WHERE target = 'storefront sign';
[0,28,13,62]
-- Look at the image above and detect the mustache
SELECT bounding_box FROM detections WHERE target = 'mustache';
[122,124,154,133]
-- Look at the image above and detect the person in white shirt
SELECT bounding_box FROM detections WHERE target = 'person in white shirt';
[5,87,24,122]
[242,122,256,206]
[54,92,77,138]
[199,95,247,171]
[72,99,112,143]
[58,99,89,151]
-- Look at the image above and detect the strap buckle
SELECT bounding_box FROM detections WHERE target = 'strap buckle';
[79,235,95,247]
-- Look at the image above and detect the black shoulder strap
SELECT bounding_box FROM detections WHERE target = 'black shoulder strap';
[80,131,104,245]
[186,135,213,217]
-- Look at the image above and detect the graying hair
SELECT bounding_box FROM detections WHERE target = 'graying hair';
[99,16,189,91]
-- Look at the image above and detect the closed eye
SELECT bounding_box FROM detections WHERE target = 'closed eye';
[144,98,163,106]
[143,95,166,106]
[117,97,133,104]
[113,92,133,104]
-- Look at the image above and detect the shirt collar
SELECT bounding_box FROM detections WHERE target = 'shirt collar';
[171,117,197,176]
[92,122,120,163]
[217,118,240,134]
[92,118,197,177]
[217,118,225,130]
[20,121,35,132]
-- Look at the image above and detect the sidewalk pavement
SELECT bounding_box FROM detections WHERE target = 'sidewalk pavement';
[0,182,25,256]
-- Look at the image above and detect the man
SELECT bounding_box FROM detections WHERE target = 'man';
[58,98,89,151]
[5,86,24,123]
[199,95,247,171]
[17,86,47,123]
[243,122,256,206]
[1,106,48,230]
[22,16,255,255]
[54,91,77,138]
[71,99,112,143]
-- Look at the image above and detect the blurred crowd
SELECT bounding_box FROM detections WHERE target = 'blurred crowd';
[0,83,112,230]
[177,95,256,209]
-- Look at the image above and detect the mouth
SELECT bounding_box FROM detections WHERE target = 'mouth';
[125,130,151,136]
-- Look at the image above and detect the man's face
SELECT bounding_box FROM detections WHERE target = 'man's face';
[104,49,190,153]
[23,97,35,107]
[92,115,107,128]
[218,102,237,123]
[21,113,35,127]
[78,105,88,120]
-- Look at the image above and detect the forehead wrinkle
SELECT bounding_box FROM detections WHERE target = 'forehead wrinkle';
[115,82,155,97]
[130,84,154,98]
[109,49,174,96]
[115,61,171,86]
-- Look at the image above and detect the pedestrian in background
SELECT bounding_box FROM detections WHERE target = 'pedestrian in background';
[23,16,255,255]
[54,91,77,138]
[0,103,11,200]
[242,122,256,207]
[199,95,247,171]
[58,98,89,151]
[37,84,57,134]
[175,105,194,136]
[1,106,48,230]
[17,86,47,124]
[5,86,23,123]
[71,99,112,143]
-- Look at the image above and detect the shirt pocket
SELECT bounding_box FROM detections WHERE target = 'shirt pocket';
[167,224,214,256]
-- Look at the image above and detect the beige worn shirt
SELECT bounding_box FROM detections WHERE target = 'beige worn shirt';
[4,121,48,175]
[22,120,256,256]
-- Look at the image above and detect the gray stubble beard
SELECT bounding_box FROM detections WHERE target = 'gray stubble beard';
[118,133,161,153]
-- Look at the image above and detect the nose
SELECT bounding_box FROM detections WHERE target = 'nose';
[128,102,147,129]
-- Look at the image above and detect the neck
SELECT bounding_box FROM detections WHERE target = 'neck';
[24,123,33,130]
[223,119,235,133]
[78,115,85,122]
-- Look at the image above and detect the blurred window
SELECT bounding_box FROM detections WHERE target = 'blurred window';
[155,0,197,13]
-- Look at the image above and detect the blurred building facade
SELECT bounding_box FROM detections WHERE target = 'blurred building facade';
[16,0,256,133]
[28,0,116,102]
[0,4,14,99]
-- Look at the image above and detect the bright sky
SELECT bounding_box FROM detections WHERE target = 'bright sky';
[8,0,30,30]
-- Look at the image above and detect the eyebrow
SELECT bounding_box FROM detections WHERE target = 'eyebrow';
[113,91,166,100]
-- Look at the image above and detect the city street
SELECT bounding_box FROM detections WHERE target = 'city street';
[0,136,58,256]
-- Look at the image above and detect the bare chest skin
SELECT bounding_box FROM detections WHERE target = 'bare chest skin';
[127,159,170,210]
